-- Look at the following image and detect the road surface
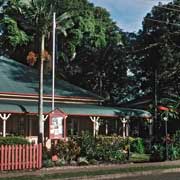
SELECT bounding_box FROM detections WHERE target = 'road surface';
[117,172,180,180]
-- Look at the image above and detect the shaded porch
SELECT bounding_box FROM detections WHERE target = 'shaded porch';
[0,100,152,142]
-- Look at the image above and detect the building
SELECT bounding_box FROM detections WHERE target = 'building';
[0,56,152,145]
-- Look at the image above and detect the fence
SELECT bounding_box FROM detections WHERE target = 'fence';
[0,143,42,170]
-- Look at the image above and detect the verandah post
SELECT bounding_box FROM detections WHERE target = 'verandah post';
[0,113,11,137]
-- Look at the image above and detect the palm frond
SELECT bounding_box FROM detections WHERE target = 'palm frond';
[56,12,71,22]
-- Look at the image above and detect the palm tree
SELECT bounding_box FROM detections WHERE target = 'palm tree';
[160,96,180,120]
[25,0,74,142]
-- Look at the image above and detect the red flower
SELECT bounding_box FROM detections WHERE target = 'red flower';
[27,51,37,66]
[158,106,169,111]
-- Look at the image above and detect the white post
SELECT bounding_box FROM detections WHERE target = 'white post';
[39,33,45,143]
[105,120,108,135]
[42,114,48,141]
[52,12,56,111]
[90,116,100,137]
[121,118,127,139]
[125,116,130,137]
[96,117,100,136]
[43,114,49,122]
[0,113,11,137]
[123,123,126,138]
[3,119,6,137]
[126,124,129,137]
[148,119,153,136]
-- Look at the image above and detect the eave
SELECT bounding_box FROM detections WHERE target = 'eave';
[0,92,104,104]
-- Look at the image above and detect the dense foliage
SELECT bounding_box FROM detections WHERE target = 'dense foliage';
[1,0,180,113]
[74,133,128,162]
[42,133,147,167]
[129,1,180,102]
[0,0,128,103]
[0,136,30,145]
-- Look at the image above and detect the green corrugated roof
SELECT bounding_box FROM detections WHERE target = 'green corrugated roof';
[0,103,26,113]
[0,56,102,100]
[0,57,152,118]
[0,100,152,118]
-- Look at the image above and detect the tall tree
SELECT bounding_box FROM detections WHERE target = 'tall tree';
[25,0,74,142]
[130,1,180,99]
[54,1,127,103]
[1,0,74,141]
[128,1,180,132]
[1,0,128,105]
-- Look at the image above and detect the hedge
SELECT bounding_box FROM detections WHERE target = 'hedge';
[0,136,30,145]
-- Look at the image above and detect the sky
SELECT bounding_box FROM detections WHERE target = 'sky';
[89,0,172,32]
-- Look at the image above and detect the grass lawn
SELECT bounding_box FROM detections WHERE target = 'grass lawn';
[130,153,150,163]
[1,164,180,180]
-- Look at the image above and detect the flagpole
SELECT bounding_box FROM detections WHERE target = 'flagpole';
[52,12,56,111]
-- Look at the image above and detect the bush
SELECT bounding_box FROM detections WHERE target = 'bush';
[55,158,68,166]
[77,157,89,166]
[53,139,80,162]
[42,147,52,161]
[73,132,96,160]
[95,136,127,162]
[131,138,145,154]
[46,134,146,165]
[0,136,30,145]
[89,159,98,165]
[172,131,180,159]
[168,145,178,160]
[109,150,126,162]
[74,134,127,162]
[173,130,180,147]
[42,159,54,167]
[150,144,165,162]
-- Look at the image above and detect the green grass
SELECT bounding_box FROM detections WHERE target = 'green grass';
[130,153,150,162]
[1,164,180,180]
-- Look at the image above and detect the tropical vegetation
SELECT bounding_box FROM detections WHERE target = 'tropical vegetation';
[1,0,180,163]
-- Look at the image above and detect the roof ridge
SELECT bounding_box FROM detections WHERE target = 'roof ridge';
[0,56,103,101]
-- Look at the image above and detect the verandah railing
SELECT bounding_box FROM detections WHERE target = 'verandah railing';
[0,143,42,170]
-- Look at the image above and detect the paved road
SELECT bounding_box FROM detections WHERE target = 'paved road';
[117,172,180,180]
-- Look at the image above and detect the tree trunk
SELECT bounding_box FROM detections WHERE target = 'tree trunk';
[38,34,45,143]
[154,68,158,136]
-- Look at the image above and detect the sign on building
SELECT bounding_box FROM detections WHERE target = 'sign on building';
[49,109,67,139]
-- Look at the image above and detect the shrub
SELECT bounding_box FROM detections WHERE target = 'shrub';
[67,139,81,161]
[42,159,54,167]
[95,136,127,162]
[73,133,128,162]
[42,147,52,161]
[55,158,68,166]
[52,140,68,160]
[54,139,80,162]
[150,144,165,162]
[73,132,96,160]
[0,136,30,145]
[173,130,180,147]
[172,131,180,158]
[50,134,144,165]
[77,157,89,166]
[131,138,145,154]
[168,145,178,160]
[109,150,126,162]
[89,159,98,165]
